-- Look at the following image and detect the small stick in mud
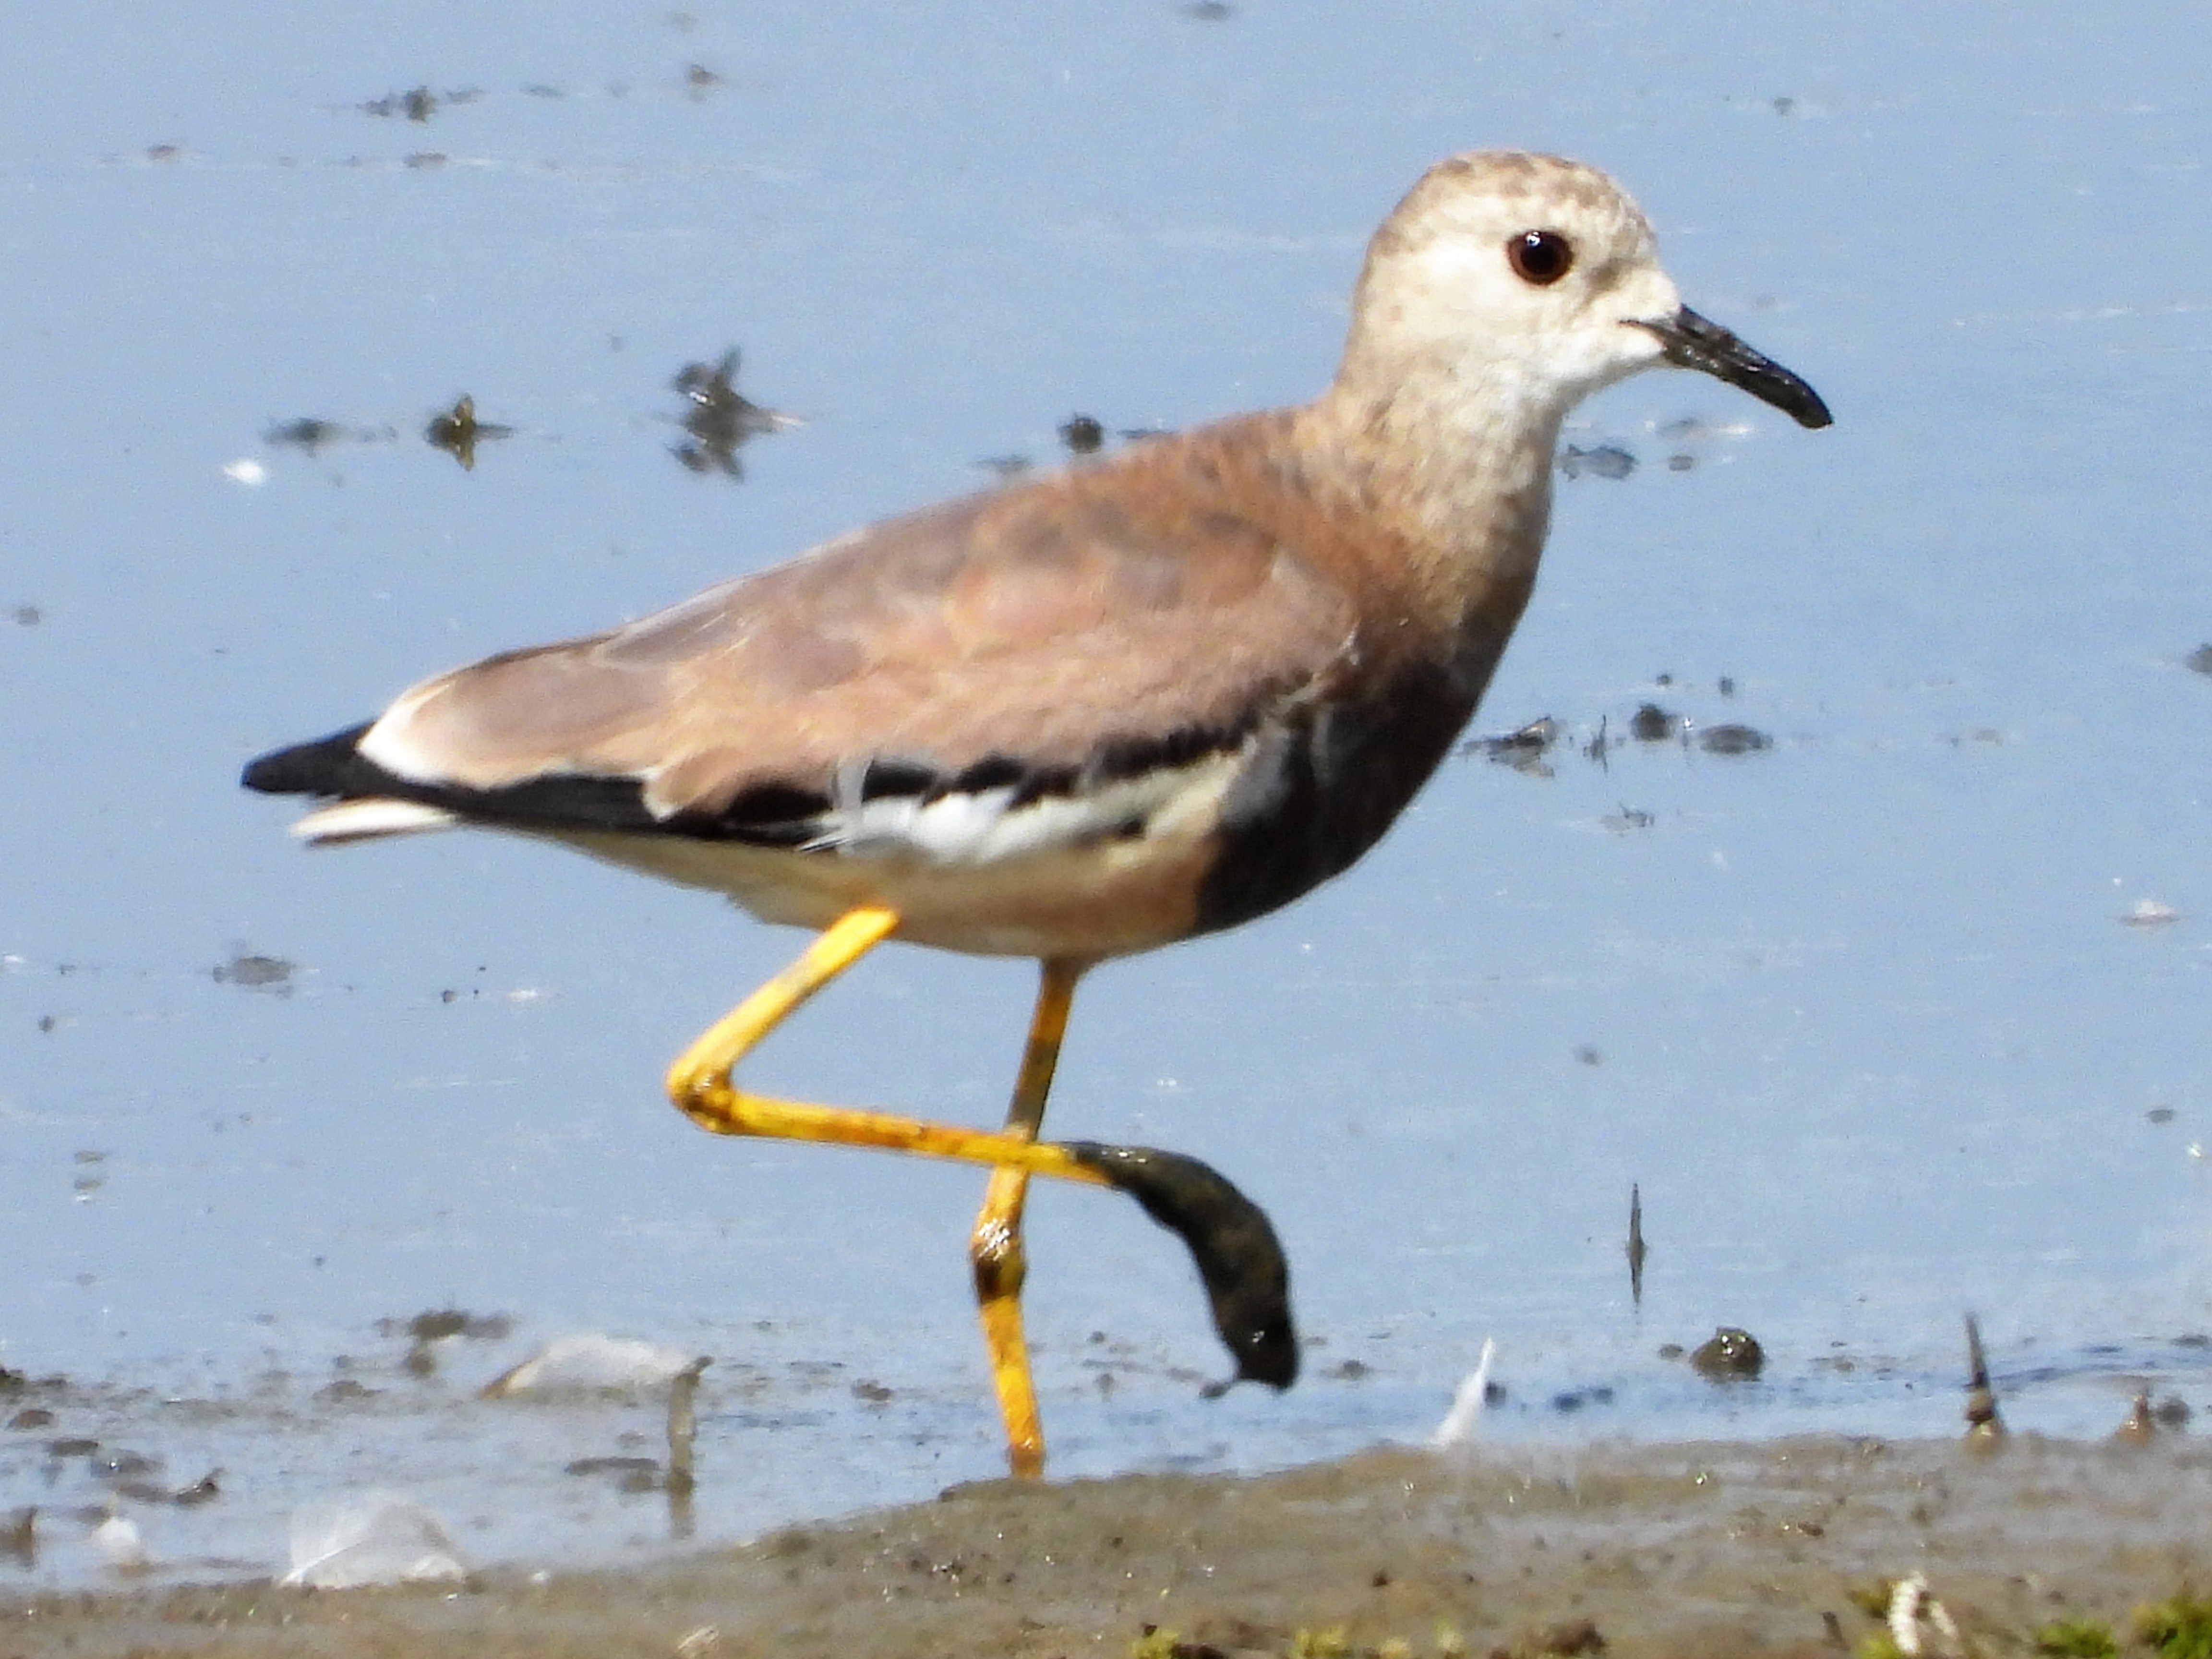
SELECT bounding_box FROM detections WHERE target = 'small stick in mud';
[1962,1313,2005,1441]
[666,1356,710,1539]
[1626,1183,1647,1307]
[666,1358,710,1495]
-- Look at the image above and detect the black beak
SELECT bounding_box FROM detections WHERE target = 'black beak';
[1633,306,1833,430]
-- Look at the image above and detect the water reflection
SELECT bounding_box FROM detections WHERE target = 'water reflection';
[670,350,796,477]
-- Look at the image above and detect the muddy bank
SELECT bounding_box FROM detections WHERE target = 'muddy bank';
[6,1434,2209,1658]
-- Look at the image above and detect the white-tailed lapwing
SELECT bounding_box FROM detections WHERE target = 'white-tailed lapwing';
[244,150,1831,1477]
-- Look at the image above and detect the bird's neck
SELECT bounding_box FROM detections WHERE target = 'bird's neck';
[1295,369,1561,627]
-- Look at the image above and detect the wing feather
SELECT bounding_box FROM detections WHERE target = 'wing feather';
[357,413,1360,830]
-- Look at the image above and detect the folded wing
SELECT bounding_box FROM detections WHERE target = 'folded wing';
[246,417,1360,861]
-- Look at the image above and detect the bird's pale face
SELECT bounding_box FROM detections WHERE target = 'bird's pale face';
[1347,154,1674,413]
[1346,151,1830,433]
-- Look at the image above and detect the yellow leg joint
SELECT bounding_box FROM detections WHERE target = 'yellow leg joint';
[665,905,899,1104]
[664,910,1110,1182]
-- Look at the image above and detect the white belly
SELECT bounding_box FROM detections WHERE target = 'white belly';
[548,745,1249,960]
[552,818,1217,960]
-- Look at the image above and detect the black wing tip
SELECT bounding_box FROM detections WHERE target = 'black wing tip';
[241,723,376,796]
[239,721,820,845]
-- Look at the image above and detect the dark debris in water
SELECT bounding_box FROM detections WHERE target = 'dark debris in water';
[382,1308,514,1377]
[1698,722,1773,755]
[392,1309,513,1344]
[360,86,483,122]
[213,952,294,993]
[1689,1327,1766,1382]
[1550,1385,1615,1414]
[672,349,795,477]
[1464,716,1558,775]
[425,395,512,471]
[2187,644,2212,676]
[1459,688,1780,784]
[1560,443,1636,481]
[114,1470,221,1508]
[90,1449,158,1479]
[987,414,1173,478]
[264,417,389,456]
[566,1455,663,1493]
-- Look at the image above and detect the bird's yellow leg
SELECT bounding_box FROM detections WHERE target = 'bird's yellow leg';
[970,959,1084,1479]
[664,910,1111,1228]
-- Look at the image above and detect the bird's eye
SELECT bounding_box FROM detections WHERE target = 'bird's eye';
[1506,229,1574,286]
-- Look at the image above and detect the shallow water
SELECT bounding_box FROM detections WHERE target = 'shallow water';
[3,0,2210,1591]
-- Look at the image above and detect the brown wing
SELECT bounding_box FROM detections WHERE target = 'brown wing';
[356,412,1359,830]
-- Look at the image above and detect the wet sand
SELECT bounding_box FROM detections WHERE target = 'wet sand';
[8,1434,2208,1658]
